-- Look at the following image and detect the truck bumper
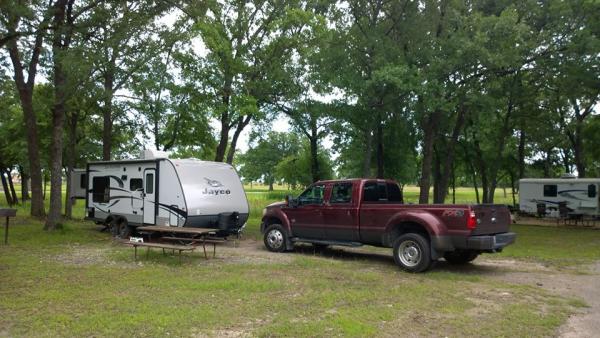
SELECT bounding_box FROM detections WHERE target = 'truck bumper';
[464,232,517,251]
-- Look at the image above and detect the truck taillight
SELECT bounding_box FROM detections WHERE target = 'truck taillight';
[467,210,477,230]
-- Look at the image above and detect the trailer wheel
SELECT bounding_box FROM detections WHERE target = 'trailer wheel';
[109,219,120,237]
[443,250,479,265]
[392,233,433,273]
[117,219,133,239]
[264,224,288,252]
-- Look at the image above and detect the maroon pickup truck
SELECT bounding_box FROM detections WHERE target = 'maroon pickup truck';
[261,179,516,272]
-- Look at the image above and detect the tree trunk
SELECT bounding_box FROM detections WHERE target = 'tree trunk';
[1,170,14,206]
[572,120,585,178]
[226,115,252,164]
[215,113,230,162]
[309,123,321,184]
[510,171,517,207]
[7,42,45,217]
[102,70,114,161]
[362,129,372,177]
[517,130,526,178]
[432,146,443,204]
[65,111,78,219]
[435,104,467,203]
[376,113,384,179]
[418,110,441,204]
[7,169,19,205]
[18,165,30,202]
[45,0,69,230]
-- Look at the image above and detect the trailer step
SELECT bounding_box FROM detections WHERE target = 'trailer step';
[290,238,363,247]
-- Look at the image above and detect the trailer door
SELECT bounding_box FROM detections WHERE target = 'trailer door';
[143,169,156,224]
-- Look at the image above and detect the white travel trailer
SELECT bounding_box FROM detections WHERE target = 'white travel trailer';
[519,178,600,217]
[71,150,249,237]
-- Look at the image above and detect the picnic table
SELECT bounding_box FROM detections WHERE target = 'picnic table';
[1,209,17,245]
[133,226,225,259]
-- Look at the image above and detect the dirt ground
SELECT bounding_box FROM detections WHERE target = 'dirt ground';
[55,238,600,337]
[216,239,600,337]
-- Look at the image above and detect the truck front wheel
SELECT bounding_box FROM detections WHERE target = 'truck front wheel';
[443,250,479,265]
[264,224,288,252]
[393,233,433,273]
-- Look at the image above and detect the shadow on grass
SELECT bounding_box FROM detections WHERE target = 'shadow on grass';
[288,243,514,276]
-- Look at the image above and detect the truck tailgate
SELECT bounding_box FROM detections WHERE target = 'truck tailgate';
[471,205,511,235]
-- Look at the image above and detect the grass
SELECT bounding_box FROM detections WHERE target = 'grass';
[1,186,598,336]
[0,217,586,337]
[496,224,600,267]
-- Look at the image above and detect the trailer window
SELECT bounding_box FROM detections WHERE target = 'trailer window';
[145,173,154,194]
[330,183,352,204]
[543,185,557,197]
[589,184,597,198]
[130,178,143,191]
[79,174,87,189]
[92,177,110,203]
[298,184,325,205]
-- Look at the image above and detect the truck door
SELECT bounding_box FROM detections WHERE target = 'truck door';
[143,169,156,224]
[285,184,326,239]
[322,182,359,241]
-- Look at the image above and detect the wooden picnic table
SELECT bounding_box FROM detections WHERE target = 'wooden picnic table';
[134,226,223,259]
[125,241,196,262]
[1,209,17,245]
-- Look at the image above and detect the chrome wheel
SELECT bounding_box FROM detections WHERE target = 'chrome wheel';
[266,229,284,250]
[397,240,421,267]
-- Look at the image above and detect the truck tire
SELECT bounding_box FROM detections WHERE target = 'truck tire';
[264,224,288,252]
[443,250,479,265]
[393,233,433,273]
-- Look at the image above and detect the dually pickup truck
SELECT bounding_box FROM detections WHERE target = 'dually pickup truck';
[261,179,516,272]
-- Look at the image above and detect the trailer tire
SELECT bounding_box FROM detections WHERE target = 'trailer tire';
[443,250,479,265]
[109,219,119,237]
[393,233,433,273]
[117,219,133,239]
[264,224,288,252]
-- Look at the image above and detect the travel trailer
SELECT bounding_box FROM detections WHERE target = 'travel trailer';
[71,150,249,237]
[519,178,600,217]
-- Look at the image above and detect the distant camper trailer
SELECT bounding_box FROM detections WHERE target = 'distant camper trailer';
[71,150,249,237]
[519,178,600,217]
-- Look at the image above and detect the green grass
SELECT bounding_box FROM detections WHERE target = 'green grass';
[0,217,584,337]
[1,187,597,336]
[496,224,600,267]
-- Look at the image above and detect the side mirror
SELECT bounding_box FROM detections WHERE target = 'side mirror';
[286,194,299,208]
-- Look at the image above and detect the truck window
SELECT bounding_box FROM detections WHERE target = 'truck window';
[589,184,597,198]
[130,178,143,191]
[387,183,403,203]
[298,184,325,205]
[363,182,388,203]
[92,176,110,203]
[330,183,352,204]
[543,185,557,197]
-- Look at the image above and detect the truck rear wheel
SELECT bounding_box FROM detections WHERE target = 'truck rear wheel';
[264,224,288,252]
[444,250,479,265]
[393,233,433,273]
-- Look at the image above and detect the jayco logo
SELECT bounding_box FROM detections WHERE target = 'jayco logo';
[202,177,231,195]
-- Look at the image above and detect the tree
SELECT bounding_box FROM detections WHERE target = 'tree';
[238,131,301,190]
[1,0,53,217]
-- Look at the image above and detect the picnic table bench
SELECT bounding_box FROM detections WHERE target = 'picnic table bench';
[131,226,228,260]
[1,209,17,245]
[125,241,196,262]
